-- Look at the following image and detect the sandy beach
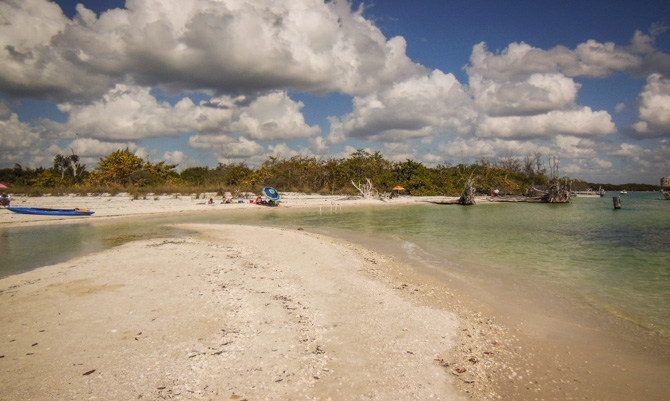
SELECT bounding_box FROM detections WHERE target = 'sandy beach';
[0,192,455,227]
[1,194,669,400]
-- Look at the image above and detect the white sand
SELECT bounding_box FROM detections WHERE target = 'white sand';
[0,223,473,400]
[0,193,461,227]
[3,194,667,400]
[0,194,509,400]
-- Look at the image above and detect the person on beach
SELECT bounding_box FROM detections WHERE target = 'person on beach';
[0,193,9,207]
[208,198,214,204]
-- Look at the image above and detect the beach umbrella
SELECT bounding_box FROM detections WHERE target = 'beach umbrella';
[0,183,8,188]
[262,186,280,202]
[393,186,404,195]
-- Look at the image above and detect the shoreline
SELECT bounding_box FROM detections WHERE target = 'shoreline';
[0,193,463,228]
[2,194,669,400]
[304,225,670,400]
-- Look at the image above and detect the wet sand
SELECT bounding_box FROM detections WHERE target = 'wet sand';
[1,194,669,400]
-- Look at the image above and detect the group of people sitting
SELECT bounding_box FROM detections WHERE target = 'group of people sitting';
[203,197,240,204]
[203,196,276,206]
[254,196,277,206]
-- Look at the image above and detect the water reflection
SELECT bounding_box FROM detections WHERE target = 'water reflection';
[0,220,192,278]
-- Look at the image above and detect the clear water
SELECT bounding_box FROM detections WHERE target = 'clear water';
[2,192,669,336]
[0,221,192,277]
[276,193,670,335]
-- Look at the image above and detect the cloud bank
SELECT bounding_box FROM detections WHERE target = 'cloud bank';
[0,0,668,183]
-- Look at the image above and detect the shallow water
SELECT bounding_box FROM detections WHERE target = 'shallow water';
[284,193,670,335]
[2,192,669,336]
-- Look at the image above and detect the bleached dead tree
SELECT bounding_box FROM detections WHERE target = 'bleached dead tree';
[69,149,81,178]
[458,172,477,205]
[351,178,376,198]
[542,155,571,203]
[542,177,572,203]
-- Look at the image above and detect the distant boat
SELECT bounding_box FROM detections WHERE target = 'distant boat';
[573,191,601,198]
[573,187,604,198]
[7,207,94,216]
[620,189,628,194]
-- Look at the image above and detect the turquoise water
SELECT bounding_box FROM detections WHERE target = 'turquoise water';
[278,193,670,335]
[2,192,669,336]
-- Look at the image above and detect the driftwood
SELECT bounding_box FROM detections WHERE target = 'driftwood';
[527,178,571,204]
[541,178,572,203]
[351,178,377,199]
[430,172,573,206]
[489,195,542,203]
[430,195,541,205]
[457,174,477,205]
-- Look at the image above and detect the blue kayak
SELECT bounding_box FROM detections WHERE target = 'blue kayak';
[7,207,94,216]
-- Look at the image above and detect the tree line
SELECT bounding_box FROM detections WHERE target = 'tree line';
[0,148,662,196]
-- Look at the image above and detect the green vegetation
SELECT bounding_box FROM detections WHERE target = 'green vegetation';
[584,182,663,192]
[0,148,661,197]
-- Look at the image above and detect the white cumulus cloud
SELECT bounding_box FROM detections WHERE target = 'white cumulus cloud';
[229,91,321,140]
[466,32,658,82]
[59,84,319,141]
[631,73,670,138]
[68,137,139,157]
[470,73,580,117]
[220,137,265,158]
[162,150,186,166]
[0,0,424,100]
[331,70,476,142]
[475,108,615,139]
[0,113,42,151]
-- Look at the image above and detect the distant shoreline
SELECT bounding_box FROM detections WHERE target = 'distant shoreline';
[0,192,468,227]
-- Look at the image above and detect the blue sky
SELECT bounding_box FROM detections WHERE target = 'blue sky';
[1,0,669,184]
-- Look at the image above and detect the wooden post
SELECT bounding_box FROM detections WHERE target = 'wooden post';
[613,196,621,209]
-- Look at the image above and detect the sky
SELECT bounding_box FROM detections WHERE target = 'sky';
[1,0,669,185]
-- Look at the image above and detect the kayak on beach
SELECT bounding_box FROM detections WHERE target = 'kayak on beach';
[7,207,94,216]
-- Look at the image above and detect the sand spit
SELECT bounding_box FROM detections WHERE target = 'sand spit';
[2,194,668,400]
[0,224,477,400]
